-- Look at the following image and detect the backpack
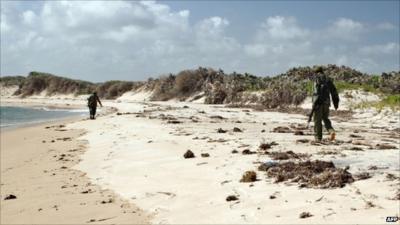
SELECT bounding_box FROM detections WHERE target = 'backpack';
[87,95,96,107]
[314,74,330,105]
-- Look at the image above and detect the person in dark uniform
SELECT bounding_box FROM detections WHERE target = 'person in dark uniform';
[312,66,340,142]
[87,92,102,119]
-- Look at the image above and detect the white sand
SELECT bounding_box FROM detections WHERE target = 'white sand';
[66,99,399,224]
[2,92,399,224]
[0,85,19,97]
[117,88,154,102]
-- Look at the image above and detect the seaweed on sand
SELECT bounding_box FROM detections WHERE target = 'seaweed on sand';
[260,160,354,188]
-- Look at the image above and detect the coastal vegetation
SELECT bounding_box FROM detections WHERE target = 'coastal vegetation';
[1,65,399,109]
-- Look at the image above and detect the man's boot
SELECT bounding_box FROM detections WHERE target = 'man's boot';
[329,130,336,141]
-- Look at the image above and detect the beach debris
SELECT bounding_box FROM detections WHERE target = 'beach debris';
[259,143,272,150]
[375,143,397,150]
[317,150,341,156]
[55,129,67,132]
[217,128,227,133]
[183,105,189,108]
[367,165,378,170]
[81,189,93,194]
[157,192,176,198]
[391,190,400,200]
[385,173,399,181]
[207,138,228,143]
[240,171,257,182]
[272,126,292,133]
[299,212,313,219]
[45,124,65,129]
[365,201,376,209]
[242,149,256,155]
[259,141,278,151]
[315,196,324,202]
[220,180,231,185]
[296,139,310,144]
[294,130,304,135]
[258,161,278,171]
[57,154,66,161]
[231,150,239,154]
[349,134,363,138]
[267,151,309,160]
[263,160,354,188]
[290,123,308,130]
[168,120,182,124]
[261,129,266,133]
[183,150,195,159]
[262,122,266,125]
[269,195,276,199]
[347,146,364,151]
[210,115,225,120]
[101,198,114,204]
[354,172,371,180]
[233,127,242,132]
[56,137,71,141]
[201,153,210,158]
[351,140,373,147]
[226,195,239,201]
[239,144,251,148]
[4,194,17,200]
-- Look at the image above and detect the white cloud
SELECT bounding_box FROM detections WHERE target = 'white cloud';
[376,22,396,30]
[359,42,400,55]
[1,14,10,32]
[244,16,309,58]
[257,16,309,40]
[333,18,363,31]
[327,18,364,41]
[21,10,37,25]
[0,2,398,81]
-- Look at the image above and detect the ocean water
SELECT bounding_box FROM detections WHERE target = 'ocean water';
[0,106,87,129]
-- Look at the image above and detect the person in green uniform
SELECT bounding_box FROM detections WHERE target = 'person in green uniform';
[87,92,102,120]
[311,67,339,142]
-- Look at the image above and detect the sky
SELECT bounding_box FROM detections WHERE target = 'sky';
[1,0,399,82]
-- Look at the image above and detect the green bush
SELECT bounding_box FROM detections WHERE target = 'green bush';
[0,76,26,86]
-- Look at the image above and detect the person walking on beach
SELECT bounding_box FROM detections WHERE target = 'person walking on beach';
[87,92,102,120]
[310,66,339,142]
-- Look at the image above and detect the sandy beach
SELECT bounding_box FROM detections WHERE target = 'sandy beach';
[1,94,399,224]
[0,115,151,224]
[1,0,399,223]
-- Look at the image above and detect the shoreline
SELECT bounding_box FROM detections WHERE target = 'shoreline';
[0,114,85,132]
[0,99,117,131]
[0,106,151,224]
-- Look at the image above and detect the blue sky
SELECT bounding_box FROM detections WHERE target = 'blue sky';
[1,0,399,82]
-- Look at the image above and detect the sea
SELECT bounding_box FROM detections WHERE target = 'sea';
[0,106,87,129]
